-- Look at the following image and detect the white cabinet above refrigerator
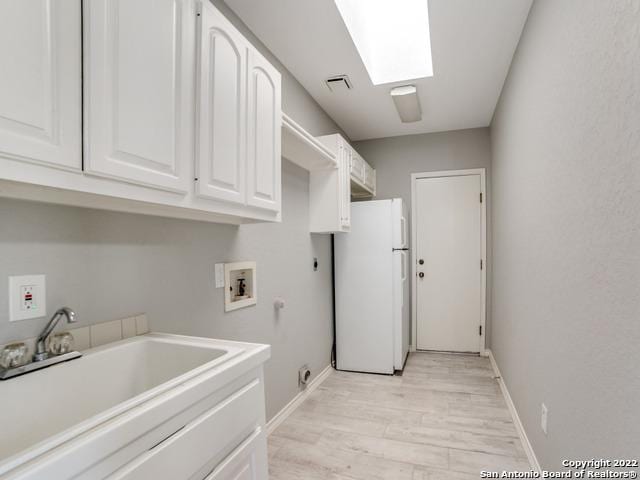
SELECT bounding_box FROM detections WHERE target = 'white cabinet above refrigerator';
[309,134,352,233]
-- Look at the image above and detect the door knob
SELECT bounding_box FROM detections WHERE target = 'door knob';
[418,272,424,278]
[418,259,424,265]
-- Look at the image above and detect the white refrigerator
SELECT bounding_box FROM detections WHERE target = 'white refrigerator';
[334,198,410,374]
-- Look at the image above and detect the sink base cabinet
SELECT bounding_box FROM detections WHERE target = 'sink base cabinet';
[109,375,267,480]
[5,368,269,480]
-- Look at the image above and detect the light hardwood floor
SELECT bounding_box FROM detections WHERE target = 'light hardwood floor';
[268,352,531,479]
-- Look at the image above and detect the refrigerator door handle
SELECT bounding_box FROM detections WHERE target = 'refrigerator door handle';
[400,251,407,309]
[400,216,407,247]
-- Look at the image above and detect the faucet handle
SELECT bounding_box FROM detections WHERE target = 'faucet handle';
[0,343,28,369]
[49,332,75,356]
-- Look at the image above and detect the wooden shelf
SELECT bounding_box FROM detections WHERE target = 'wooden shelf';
[282,113,337,171]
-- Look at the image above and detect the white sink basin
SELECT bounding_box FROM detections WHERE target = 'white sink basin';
[0,333,269,476]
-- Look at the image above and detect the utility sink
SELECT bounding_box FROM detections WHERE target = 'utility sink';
[0,333,270,478]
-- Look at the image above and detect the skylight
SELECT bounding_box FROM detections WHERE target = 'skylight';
[334,0,433,85]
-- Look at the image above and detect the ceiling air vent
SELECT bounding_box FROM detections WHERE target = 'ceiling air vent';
[325,75,352,93]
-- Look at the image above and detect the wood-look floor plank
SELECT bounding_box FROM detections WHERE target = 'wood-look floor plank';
[288,406,388,437]
[273,437,416,480]
[412,466,480,480]
[317,429,449,470]
[297,394,424,426]
[448,448,531,474]
[419,412,519,438]
[384,423,525,457]
[268,352,531,478]
[271,418,326,444]
[448,402,514,421]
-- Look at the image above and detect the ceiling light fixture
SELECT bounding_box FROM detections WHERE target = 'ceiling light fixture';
[390,85,422,123]
[334,0,433,85]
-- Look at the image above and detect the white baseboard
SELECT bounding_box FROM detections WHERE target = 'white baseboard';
[486,349,541,473]
[266,364,333,436]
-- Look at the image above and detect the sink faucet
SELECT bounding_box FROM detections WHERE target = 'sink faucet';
[34,307,77,362]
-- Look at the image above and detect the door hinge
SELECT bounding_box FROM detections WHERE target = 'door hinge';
[480,192,483,203]
[480,259,483,270]
[479,325,483,336]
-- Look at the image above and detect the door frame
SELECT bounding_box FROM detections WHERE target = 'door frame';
[410,168,487,354]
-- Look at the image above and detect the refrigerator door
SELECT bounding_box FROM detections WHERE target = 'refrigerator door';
[393,249,410,369]
[392,198,408,250]
[335,200,395,374]
[392,198,410,369]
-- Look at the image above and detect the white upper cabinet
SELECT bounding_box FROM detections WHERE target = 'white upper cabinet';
[0,0,282,225]
[83,0,194,193]
[346,141,376,199]
[246,50,282,212]
[196,1,246,204]
[0,0,81,170]
[310,135,351,233]
[197,2,281,213]
[310,133,375,233]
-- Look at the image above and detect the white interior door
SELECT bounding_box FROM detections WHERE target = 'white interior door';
[415,174,482,353]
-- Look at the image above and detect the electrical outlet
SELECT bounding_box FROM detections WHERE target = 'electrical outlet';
[9,274,46,321]
[541,403,548,435]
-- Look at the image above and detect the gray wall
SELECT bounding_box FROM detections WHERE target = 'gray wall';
[0,162,331,421]
[490,0,640,466]
[354,128,493,345]
[0,0,344,421]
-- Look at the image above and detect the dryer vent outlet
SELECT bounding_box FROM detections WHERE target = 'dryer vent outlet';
[298,365,311,388]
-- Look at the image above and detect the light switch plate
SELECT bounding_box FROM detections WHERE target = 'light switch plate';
[9,274,46,321]
[214,263,225,288]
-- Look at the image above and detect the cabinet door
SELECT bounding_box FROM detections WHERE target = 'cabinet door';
[203,429,267,480]
[246,50,281,212]
[340,145,351,228]
[107,379,263,480]
[195,0,246,204]
[370,169,377,195]
[350,151,365,183]
[0,0,81,170]
[84,0,193,192]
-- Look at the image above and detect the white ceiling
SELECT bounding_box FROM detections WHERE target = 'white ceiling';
[224,0,533,141]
